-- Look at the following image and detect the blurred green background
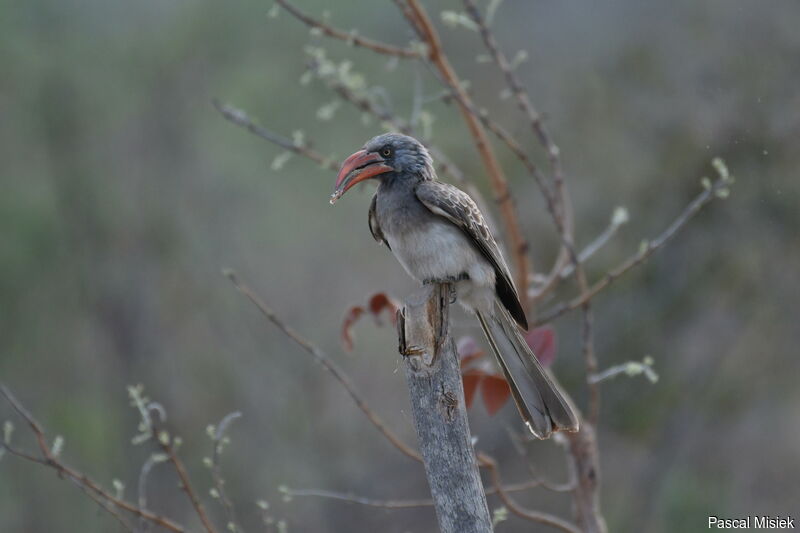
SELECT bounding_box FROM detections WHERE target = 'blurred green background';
[1,1,798,531]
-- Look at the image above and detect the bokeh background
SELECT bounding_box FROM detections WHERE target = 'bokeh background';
[1,1,798,531]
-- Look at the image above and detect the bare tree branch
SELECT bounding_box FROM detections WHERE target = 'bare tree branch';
[398,283,492,532]
[210,412,243,532]
[283,477,562,510]
[305,57,468,186]
[535,173,733,325]
[462,0,570,227]
[0,385,187,533]
[285,488,434,509]
[157,434,218,533]
[478,454,580,533]
[224,270,422,463]
[69,477,135,533]
[462,0,578,308]
[275,0,420,58]
[213,100,337,171]
[554,208,629,281]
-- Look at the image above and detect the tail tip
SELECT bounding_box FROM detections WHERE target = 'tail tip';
[525,419,581,440]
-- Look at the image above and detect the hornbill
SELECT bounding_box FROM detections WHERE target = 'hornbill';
[330,133,578,439]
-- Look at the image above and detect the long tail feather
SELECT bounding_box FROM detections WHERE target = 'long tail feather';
[476,308,579,439]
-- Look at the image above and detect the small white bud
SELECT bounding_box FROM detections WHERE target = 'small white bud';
[611,206,629,226]
[492,506,509,526]
[711,157,729,180]
[112,479,125,499]
[271,152,292,172]
[51,435,64,458]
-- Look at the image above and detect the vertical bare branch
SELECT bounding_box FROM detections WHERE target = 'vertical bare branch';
[461,0,576,304]
[398,283,492,533]
[564,427,607,533]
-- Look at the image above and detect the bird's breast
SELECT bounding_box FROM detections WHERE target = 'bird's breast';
[383,218,494,288]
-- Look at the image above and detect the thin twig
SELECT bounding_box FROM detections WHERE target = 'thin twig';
[555,208,629,281]
[210,412,243,532]
[580,298,599,424]
[535,175,733,326]
[70,477,135,533]
[158,435,218,533]
[275,0,420,58]
[213,100,338,171]
[283,477,559,510]
[224,271,422,462]
[0,385,186,533]
[305,57,467,186]
[137,453,166,533]
[478,454,581,533]
[462,0,568,222]
[505,426,577,493]
[463,0,576,306]
[409,64,423,132]
[286,488,433,509]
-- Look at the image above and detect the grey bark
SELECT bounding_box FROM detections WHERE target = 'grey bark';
[397,283,493,533]
[566,423,607,533]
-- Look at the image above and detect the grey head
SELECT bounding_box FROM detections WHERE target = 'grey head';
[331,132,434,204]
[363,133,434,180]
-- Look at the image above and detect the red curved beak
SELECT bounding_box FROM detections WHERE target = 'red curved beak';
[330,150,393,204]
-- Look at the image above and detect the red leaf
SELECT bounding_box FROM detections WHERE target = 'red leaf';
[340,292,399,351]
[368,293,400,326]
[462,369,485,408]
[340,306,365,352]
[457,336,485,368]
[524,325,557,367]
[481,374,512,415]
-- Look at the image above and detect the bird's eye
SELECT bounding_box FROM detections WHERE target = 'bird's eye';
[381,147,392,157]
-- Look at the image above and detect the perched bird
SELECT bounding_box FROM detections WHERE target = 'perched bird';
[330,133,578,438]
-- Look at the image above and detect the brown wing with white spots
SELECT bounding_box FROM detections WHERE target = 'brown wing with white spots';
[415,180,528,329]
[368,192,389,249]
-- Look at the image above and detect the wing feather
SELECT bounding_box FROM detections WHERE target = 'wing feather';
[368,192,389,249]
[415,180,528,329]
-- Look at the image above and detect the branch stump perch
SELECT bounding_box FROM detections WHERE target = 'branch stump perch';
[397,283,493,533]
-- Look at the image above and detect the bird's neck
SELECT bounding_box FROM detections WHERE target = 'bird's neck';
[379,169,435,190]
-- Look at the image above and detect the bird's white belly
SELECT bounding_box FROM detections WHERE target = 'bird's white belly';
[385,221,495,289]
